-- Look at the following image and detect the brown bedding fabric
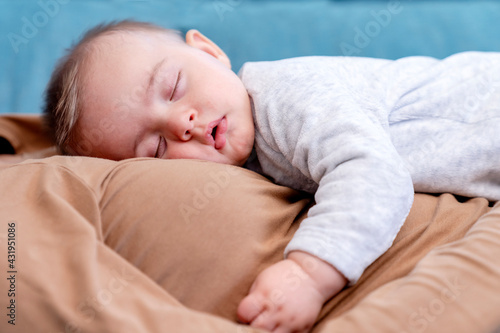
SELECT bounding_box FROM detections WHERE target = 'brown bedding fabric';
[1,115,500,332]
[0,115,54,154]
[1,156,499,333]
[0,158,263,333]
[322,199,500,333]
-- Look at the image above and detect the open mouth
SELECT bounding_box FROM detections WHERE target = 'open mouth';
[207,117,227,150]
[211,126,218,140]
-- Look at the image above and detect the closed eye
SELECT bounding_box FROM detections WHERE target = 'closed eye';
[169,71,181,101]
[154,136,166,158]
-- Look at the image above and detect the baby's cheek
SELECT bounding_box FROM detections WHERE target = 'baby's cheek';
[166,145,202,161]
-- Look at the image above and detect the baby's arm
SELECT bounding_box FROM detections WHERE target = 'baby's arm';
[237,251,347,333]
[238,56,416,331]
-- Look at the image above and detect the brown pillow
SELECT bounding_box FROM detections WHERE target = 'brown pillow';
[0,156,266,333]
[99,158,313,321]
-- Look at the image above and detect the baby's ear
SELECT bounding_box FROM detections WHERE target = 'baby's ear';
[185,30,231,68]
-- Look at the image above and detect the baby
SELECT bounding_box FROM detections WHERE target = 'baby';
[43,20,500,333]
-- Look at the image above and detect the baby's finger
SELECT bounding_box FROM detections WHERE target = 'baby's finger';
[237,294,265,324]
[251,311,278,332]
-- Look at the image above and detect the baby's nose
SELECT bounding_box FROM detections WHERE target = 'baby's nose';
[171,111,196,141]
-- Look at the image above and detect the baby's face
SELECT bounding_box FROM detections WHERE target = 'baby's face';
[75,29,254,166]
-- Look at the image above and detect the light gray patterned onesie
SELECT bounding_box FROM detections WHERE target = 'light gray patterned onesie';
[239,52,500,282]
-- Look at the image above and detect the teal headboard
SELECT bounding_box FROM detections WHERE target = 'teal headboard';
[1,0,500,114]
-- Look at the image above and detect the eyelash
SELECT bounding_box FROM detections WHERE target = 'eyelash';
[154,136,166,158]
[168,71,181,101]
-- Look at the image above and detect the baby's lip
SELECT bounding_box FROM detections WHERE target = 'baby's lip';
[206,117,227,150]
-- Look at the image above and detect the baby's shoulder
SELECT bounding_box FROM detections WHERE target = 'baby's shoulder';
[240,56,347,77]
[239,56,392,88]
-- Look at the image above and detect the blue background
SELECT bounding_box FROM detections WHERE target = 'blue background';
[1,0,500,114]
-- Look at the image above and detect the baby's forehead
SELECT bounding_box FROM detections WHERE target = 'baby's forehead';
[78,28,185,106]
[78,29,175,115]
[82,29,181,76]
[91,28,181,52]
[81,30,163,77]
[87,29,157,55]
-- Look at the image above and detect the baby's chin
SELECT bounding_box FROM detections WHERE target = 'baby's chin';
[232,147,255,167]
[212,148,251,167]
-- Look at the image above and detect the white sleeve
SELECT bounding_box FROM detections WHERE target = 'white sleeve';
[240,57,414,283]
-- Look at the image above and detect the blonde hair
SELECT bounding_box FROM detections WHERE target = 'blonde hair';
[42,20,183,155]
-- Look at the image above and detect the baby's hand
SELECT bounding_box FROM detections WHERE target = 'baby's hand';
[237,251,347,333]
